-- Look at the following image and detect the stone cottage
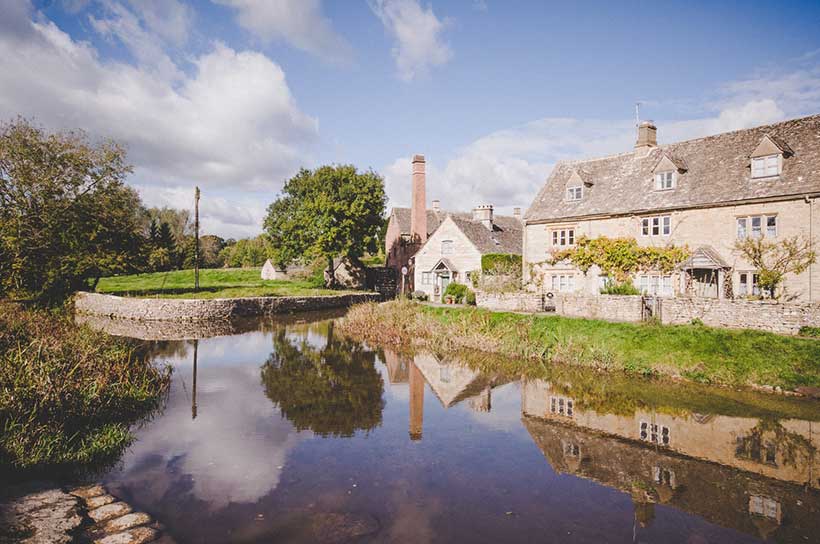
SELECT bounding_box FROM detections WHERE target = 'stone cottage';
[524,114,820,301]
[413,205,522,301]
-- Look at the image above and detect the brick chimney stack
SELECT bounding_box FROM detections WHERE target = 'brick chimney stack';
[411,155,427,243]
[513,207,522,221]
[635,120,657,152]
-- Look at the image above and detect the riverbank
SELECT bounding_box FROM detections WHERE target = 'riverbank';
[0,304,170,472]
[339,300,820,391]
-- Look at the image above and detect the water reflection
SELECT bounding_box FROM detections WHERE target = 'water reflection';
[81,314,820,543]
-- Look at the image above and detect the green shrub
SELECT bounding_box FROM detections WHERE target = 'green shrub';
[443,282,469,303]
[799,326,820,338]
[600,281,641,295]
[481,254,522,274]
[465,289,476,305]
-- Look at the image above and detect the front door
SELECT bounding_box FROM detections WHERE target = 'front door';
[439,274,450,296]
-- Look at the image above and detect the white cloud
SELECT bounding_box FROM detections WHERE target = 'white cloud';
[369,0,452,81]
[0,9,318,237]
[215,0,353,64]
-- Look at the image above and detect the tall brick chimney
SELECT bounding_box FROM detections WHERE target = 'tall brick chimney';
[411,155,427,243]
[635,120,657,152]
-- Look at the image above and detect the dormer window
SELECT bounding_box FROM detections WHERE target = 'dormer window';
[751,154,780,178]
[655,171,675,190]
[566,186,582,201]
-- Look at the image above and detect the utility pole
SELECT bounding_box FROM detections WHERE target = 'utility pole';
[194,187,200,291]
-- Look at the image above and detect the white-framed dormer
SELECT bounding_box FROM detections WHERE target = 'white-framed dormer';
[565,170,591,202]
[750,134,791,179]
[652,154,685,191]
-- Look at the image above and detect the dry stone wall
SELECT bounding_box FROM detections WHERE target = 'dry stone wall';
[660,297,820,334]
[74,291,382,322]
[554,293,644,323]
[476,291,547,313]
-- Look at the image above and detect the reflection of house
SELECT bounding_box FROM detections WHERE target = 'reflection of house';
[381,350,409,384]
[523,115,820,301]
[413,207,522,301]
[411,353,505,409]
[523,416,820,542]
[521,379,818,488]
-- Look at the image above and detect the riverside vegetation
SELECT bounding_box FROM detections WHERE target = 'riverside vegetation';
[340,300,820,391]
[0,304,170,473]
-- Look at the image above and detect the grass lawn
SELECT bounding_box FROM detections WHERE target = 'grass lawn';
[95,268,355,299]
[340,300,820,390]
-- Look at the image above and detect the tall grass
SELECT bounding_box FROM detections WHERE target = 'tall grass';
[339,300,820,390]
[0,304,171,472]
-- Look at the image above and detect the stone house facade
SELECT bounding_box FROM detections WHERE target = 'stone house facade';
[413,206,522,301]
[523,114,820,302]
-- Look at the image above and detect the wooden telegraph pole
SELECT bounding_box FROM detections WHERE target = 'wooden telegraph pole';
[194,187,200,291]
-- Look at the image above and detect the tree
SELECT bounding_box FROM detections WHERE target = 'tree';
[264,165,386,286]
[734,235,816,299]
[0,118,145,304]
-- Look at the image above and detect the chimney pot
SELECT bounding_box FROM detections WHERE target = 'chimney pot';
[513,207,522,219]
[432,199,440,212]
[635,120,657,150]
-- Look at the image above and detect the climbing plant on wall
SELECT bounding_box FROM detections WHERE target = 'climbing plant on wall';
[548,236,689,281]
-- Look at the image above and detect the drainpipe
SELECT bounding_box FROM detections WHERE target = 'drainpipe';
[809,195,814,302]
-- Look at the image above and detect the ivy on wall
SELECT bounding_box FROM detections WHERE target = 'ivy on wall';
[548,236,689,281]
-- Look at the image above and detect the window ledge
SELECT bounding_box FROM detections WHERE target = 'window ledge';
[750,175,781,181]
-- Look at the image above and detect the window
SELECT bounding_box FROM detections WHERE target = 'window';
[655,171,675,190]
[737,215,776,239]
[752,154,780,178]
[439,366,451,383]
[639,421,670,446]
[422,272,432,285]
[749,496,780,522]
[653,466,676,488]
[551,228,575,247]
[550,396,574,418]
[441,240,453,255]
[641,215,671,236]
[638,274,673,296]
[566,186,583,201]
[563,442,580,457]
[738,272,761,297]
[551,274,575,293]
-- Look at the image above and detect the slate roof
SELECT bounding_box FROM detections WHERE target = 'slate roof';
[389,207,448,237]
[525,114,820,223]
[448,214,523,255]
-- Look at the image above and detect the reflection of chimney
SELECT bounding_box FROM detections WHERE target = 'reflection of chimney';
[191,339,198,420]
[409,362,424,441]
[432,199,440,212]
[411,155,427,243]
[635,120,657,152]
[472,204,494,230]
[513,207,522,221]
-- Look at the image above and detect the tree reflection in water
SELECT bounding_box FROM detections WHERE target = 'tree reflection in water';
[261,322,384,437]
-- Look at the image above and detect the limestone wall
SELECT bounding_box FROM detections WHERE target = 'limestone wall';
[554,293,644,323]
[660,297,820,334]
[476,291,546,313]
[74,291,382,322]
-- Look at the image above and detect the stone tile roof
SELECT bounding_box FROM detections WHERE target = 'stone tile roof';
[390,207,447,236]
[525,114,820,223]
[448,214,523,255]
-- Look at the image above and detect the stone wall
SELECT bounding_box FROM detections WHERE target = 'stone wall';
[660,297,820,335]
[74,291,382,322]
[476,291,546,313]
[554,293,644,323]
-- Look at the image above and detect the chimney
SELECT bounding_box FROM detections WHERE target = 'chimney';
[513,207,522,221]
[635,120,657,151]
[431,199,440,212]
[410,154,427,243]
[472,204,494,230]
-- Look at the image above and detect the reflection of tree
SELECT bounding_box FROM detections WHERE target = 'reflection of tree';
[261,322,384,437]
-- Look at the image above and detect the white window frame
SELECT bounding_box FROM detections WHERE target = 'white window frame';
[751,154,781,178]
[654,170,675,190]
[441,239,454,256]
[551,274,575,293]
[422,272,432,285]
[551,228,576,247]
[549,396,574,417]
[736,215,776,239]
[639,421,670,446]
[641,215,671,237]
[637,274,673,296]
[566,186,583,201]
[738,272,761,297]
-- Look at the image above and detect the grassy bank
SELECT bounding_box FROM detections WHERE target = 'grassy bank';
[96,268,352,299]
[0,304,170,472]
[340,300,820,390]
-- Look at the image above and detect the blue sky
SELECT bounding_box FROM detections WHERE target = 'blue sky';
[3,0,820,237]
